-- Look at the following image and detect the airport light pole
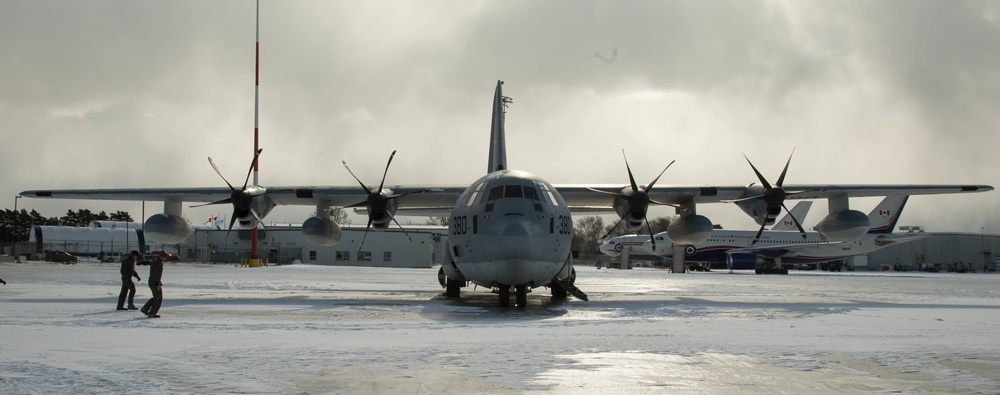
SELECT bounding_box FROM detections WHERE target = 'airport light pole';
[13,195,21,262]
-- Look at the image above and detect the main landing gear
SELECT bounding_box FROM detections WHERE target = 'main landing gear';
[495,284,529,308]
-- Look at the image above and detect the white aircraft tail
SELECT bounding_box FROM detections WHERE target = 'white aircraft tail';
[487,80,508,173]
[867,195,909,234]
[771,201,812,231]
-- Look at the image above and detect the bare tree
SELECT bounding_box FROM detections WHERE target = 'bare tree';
[573,216,605,256]
[425,216,449,226]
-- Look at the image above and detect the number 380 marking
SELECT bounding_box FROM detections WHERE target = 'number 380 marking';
[452,215,468,235]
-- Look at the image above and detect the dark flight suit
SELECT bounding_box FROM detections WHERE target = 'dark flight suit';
[117,255,140,309]
[141,258,163,317]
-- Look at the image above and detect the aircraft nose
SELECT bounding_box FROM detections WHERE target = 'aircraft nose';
[641,240,655,254]
[501,221,529,237]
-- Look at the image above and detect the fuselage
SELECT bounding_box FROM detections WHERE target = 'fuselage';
[448,170,574,289]
[642,230,900,269]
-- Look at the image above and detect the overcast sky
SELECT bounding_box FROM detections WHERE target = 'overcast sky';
[2,0,998,233]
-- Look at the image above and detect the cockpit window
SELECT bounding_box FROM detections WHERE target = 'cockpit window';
[466,181,486,207]
[487,186,504,201]
[523,186,540,201]
[534,181,559,206]
[504,185,523,198]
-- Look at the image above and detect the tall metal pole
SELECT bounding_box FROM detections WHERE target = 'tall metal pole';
[13,195,21,262]
[250,0,261,260]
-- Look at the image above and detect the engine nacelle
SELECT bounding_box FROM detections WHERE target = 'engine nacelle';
[667,215,713,244]
[301,216,343,246]
[611,195,645,231]
[814,210,869,241]
[236,194,277,228]
[144,213,194,244]
[726,253,767,270]
[733,185,778,225]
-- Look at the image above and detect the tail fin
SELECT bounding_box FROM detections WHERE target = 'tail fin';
[771,201,812,231]
[487,80,507,173]
[867,195,909,234]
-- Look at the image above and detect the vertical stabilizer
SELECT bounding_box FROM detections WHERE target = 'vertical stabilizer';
[867,195,909,234]
[487,80,507,173]
[771,201,812,231]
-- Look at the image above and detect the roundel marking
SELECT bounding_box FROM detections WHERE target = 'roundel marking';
[614,243,623,252]
[685,245,696,255]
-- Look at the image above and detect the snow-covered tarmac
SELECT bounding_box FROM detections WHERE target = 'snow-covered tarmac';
[1,261,998,394]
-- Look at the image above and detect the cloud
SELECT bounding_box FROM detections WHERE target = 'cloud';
[2,1,997,233]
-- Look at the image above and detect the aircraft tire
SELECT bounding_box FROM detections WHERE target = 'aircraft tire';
[515,285,527,308]
[550,284,568,299]
[498,286,510,308]
[445,278,462,298]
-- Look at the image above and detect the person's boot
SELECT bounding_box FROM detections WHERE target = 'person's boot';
[127,305,138,310]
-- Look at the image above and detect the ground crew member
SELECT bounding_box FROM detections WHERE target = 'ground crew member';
[141,252,165,318]
[117,251,141,311]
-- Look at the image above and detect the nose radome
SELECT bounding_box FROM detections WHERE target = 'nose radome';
[501,221,529,237]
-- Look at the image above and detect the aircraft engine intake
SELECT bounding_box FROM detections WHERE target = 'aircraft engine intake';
[301,216,343,246]
[667,214,713,244]
[144,213,194,244]
[612,197,646,231]
[727,253,766,269]
[734,198,774,226]
[814,210,870,241]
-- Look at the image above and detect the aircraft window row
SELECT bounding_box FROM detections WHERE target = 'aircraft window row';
[486,185,542,202]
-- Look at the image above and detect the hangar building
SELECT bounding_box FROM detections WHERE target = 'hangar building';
[863,230,998,272]
[177,225,448,268]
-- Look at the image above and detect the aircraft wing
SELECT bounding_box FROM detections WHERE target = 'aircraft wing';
[22,184,991,209]
[556,184,992,206]
[726,242,847,259]
[20,186,468,208]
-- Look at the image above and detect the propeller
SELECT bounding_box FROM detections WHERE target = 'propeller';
[342,150,427,251]
[192,148,269,238]
[588,149,679,252]
[724,150,810,245]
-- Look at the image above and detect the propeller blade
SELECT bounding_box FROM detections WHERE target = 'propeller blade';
[223,212,238,242]
[191,198,233,208]
[357,218,374,252]
[387,211,414,242]
[751,221,767,245]
[344,200,368,209]
[586,187,626,197]
[648,199,684,211]
[781,202,807,239]
[208,157,237,192]
[643,216,656,252]
[775,149,795,187]
[242,148,264,190]
[249,208,268,232]
[378,150,397,193]
[600,215,628,241]
[743,154,772,190]
[342,160,373,194]
[721,194,765,204]
[785,189,822,198]
[622,149,639,192]
[645,160,675,190]
[386,189,430,200]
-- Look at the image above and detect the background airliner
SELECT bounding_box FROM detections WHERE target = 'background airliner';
[600,201,813,258]
[641,195,927,274]
[21,81,992,308]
